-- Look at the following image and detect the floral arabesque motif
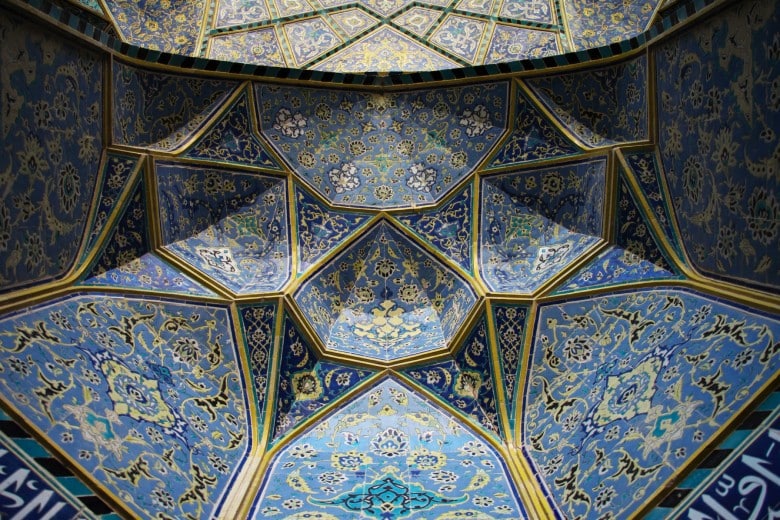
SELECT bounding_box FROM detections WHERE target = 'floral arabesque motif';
[0,295,249,519]
[525,289,780,519]
[429,15,488,64]
[491,303,528,432]
[563,0,659,50]
[249,378,526,519]
[240,303,277,427]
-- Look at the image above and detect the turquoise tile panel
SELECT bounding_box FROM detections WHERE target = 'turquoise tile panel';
[0,294,251,519]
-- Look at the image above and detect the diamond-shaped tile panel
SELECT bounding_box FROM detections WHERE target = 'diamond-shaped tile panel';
[184,90,283,170]
[484,25,560,64]
[283,17,342,66]
[479,158,605,293]
[314,26,458,72]
[402,312,501,437]
[294,220,478,362]
[295,184,373,274]
[156,163,291,294]
[429,14,489,64]
[330,9,379,36]
[257,81,508,209]
[391,7,441,37]
[215,0,271,26]
[526,289,780,519]
[208,28,287,67]
[272,311,375,442]
[497,0,554,22]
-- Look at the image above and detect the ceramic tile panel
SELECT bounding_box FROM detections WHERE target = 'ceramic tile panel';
[655,0,780,291]
[294,184,373,274]
[526,288,780,519]
[183,90,282,170]
[394,182,474,273]
[112,61,237,151]
[487,85,580,169]
[491,303,529,432]
[497,0,554,23]
[79,253,218,297]
[104,0,206,56]
[330,9,379,37]
[527,54,648,147]
[249,378,528,519]
[208,28,287,68]
[313,26,459,72]
[272,312,375,441]
[563,0,659,50]
[257,81,508,209]
[484,25,560,64]
[429,15,489,64]
[552,246,678,295]
[214,0,272,27]
[294,220,478,362]
[359,0,414,17]
[402,312,501,437]
[239,303,278,431]
[616,174,677,274]
[391,7,440,37]
[274,0,316,17]
[0,10,103,294]
[81,154,139,263]
[455,0,494,16]
[74,0,103,12]
[0,294,250,519]
[156,163,291,294]
[479,158,605,293]
[283,18,343,66]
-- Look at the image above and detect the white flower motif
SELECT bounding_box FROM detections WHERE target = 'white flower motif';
[459,104,492,137]
[274,108,307,138]
[406,163,437,193]
[329,163,360,193]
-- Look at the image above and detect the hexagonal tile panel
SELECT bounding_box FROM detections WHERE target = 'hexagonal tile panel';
[294,220,478,362]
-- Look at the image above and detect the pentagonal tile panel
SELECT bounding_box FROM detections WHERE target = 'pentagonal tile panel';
[257,81,508,209]
[479,158,605,293]
[294,220,478,362]
[156,163,291,294]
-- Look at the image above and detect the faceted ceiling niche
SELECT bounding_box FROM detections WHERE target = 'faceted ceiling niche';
[257,82,509,209]
[294,220,478,362]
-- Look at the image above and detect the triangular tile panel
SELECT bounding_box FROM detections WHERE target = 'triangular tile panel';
[240,303,278,432]
[157,163,291,294]
[402,313,501,437]
[391,7,441,37]
[484,24,560,64]
[393,182,473,273]
[295,184,373,274]
[272,312,375,442]
[208,28,287,68]
[429,15,489,64]
[490,303,529,433]
[184,90,282,170]
[330,9,379,37]
[283,18,343,66]
[487,86,580,169]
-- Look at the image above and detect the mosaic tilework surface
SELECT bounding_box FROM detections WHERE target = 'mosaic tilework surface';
[491,303,529,433]
[564,0,658,50]
[0,294,250,519]
[273,312,375,442]
[479,158,605,293]
[112,62,237,151]
[156,163,291,294]
[294,184,373,275]
[208,28,287,67]
[402,312,501,437]
[250,378,528,519]
[656,0,780,290]
[239,303,277,436]
[183,90,282,170]
[0,11,103,293]
[485,25,560,64]
[527,55,648,147]
[525,289,780,519]
[257,82,508,209]
[295,221,478,362]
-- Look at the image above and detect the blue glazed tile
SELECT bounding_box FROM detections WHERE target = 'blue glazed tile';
[183,90,282,170]
[552,246,678,295]
[0,11,103,294]
[294,220,478,362]
[156,163,291,295]
[527,55,648,147]
[485,25,560,64]
[563,0,661,50]
[272,312,375,442]
[394,182,474,273]
[239,303,278,431]
[491,303,530,432]
[256,81,509,209]
[487,85,580,170]
[294,184,373,274]
[479,158,605,293]
[655,0,780,290]
[112,61,237,151]
[402,313,501,437]
[525,288,780,519]
[0,294,251,519]
[249,378,528,519]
